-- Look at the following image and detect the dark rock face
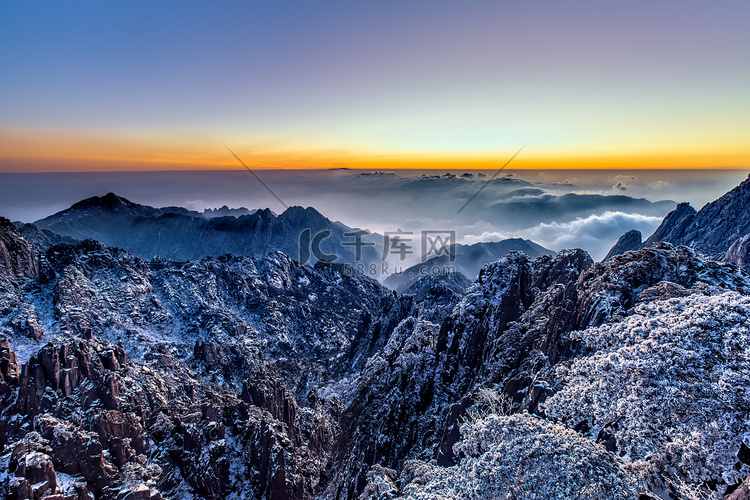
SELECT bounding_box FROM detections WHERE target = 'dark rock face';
[12,306,43,340]
[14,222,79,255]
[326,250,595,499]
[643,202,697,249]
[0,217,39,280]
[0,336,334,500]
[604,229,642,260]
[433,249,592,465]
[1,218,42,344]
[644,174,750,259]
[4,432,58,500]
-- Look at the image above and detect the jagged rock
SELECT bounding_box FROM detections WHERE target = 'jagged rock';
[36,415,118,493]
[14,221,78,254]
[604,229,642,260]
[241,375,298,442]
[0,337,19,384]
[329,250,595,498]
[194,339,222,369]
[42,239,392,396]
[1,331,338,500]
[436,252,535,385]
[644,202,696,249]
[13,306,43,340]
[0,217,39,280]
[3,432,58,500]
[725,234,750,271]
[358,465,398,499]
[576,243,750,328]
[435,249,593,465]
[644,173,750,258]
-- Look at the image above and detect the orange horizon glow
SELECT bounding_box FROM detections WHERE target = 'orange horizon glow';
[1,129,748,173]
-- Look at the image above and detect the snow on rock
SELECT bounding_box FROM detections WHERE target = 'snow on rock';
[399,413,632,500]
[545,291,750,498]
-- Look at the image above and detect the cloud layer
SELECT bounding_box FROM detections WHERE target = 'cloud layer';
[0,169,745,264]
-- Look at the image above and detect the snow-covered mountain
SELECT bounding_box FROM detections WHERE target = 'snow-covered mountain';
[3,174,750,500]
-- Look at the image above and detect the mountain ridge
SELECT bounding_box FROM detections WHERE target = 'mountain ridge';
[35,194,381,265]
[643,173,750,258]
[3,175,750,499]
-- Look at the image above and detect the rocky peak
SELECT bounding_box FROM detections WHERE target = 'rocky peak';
[577,242,750,328]
[0,216,38,280]
[644,173,750,259]
[69,192,137,212]
[644,202,696,248]
[604,229,642,261]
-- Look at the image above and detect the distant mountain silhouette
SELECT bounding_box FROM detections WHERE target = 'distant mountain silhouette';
[384,239,553,291]
[35,193,381,263]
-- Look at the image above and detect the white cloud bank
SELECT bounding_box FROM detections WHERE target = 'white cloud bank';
[463,211,662,261]
[520,211,662,261]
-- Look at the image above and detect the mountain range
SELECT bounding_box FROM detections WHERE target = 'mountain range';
[33,193,379,265]
[31,193,555,286]
[2,177,750,499]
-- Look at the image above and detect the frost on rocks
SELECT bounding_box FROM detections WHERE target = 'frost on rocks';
[5,178,750,500]
[545,291,750,498]
[399,414,632,500]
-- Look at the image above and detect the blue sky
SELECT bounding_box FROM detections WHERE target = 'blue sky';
[1,0,749,170]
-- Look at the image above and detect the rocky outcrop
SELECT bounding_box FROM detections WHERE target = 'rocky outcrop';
[12,306,43,340]
[725,234,750,271]
[577,243,750,328]
[39,239,394,396]
[1,219,41,344]
[0,217,38,280]
[434,249,592,465]
[604,229,642,260]
[644,173,750,259]
[643,202,696,249]
[2,432,58,500]
[14,222,78,255]
[0,335,337,500]
[328,250,595,499]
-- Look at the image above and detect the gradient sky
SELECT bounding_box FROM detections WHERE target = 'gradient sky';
[1,0,749,171]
